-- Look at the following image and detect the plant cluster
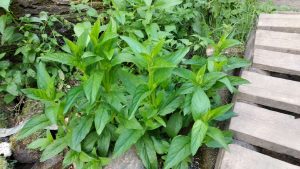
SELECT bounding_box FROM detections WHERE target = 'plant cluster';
[0,0,273,168]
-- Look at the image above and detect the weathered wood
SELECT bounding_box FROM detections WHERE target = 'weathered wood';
[258,14,300,33]
[216,144,300,169]
[237,71,300,114]
[253,49,300,76]
[255,30,300,54]
[230,102,300,158]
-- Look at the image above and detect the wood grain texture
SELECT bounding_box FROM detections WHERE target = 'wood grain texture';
[217,144,300,169]
[253,49,300,76]
[258,14,300,32]
[230,102,300,158]
[255,30,300,54]
[237,71,300,114]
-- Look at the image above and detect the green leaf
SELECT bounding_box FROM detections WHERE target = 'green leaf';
[165,112,182,137]
[94,106,110,135]
[223,57,251,71]
[45,102,60,125]
[164,136,191,169]
[84,72,104,104]
[17,114,51,140]
[74,21,92,37]
[136,135,158,169]
[121,36,148,54]
[162,47,189,65]
[6,83,18,96]
[22,88,53,101]
[191,120,208,155]
[70,116,94,152]
[128,84,150,119]
[82,132,98,152]
[227,76,250,86]
[215,111,236,121]
[63,150,78,168]
[205,131,233,148]
[191,88,210,120]
[41,137,68,162]
[113,129,144,158]
[219,77,234,93]
[143,0,153,6]
[28,137,51,150]
[0,0,11,11]
[173,68,195,81]
[41,53,78,67]
[206,127,229,150]
[37,62,53,90]
[202,72,226,90]
[196,64,206,84]
[63,86,84,115]
[154,0,183,9]
[203,104,233,122]
[151,136,169,154]
[97,128,111,156]
[0,15,7,34]
[119,116,143,130]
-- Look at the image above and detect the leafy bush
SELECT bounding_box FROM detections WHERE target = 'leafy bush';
[0,0,268,168]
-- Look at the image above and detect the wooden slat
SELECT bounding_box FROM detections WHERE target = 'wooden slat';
[255,30,300,54]
[217,144,300,169]
[230,102,300,158]
[258,14,300,32]
[237,71,300,114]
[253,49,300,76]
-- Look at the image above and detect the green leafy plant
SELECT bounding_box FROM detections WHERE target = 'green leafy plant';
[18,17,250,168]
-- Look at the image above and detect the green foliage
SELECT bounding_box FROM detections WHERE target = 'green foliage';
[2,0,266,168]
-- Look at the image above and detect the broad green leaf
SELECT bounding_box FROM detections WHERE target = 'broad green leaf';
[41,137,68,162]
[173,68,195,81]
[219,77,234,93]
[162,47,189,65]
[215,111,236,121]
[191,120,208,155]
[227,76,250,86]
[82,132,98,152]
[97,128,111,156]
[165,112,182,137]
[154,0,183,9]
[143,0,152,6]
[6,83,18,96]
[223,57,251,71]
[113,129,144,158]
[17,114,51,140]
[90,19,101,45]
[196,64,206,84]
[70,116,93,152]
[74,22,92,37]
[119,116,143,130]
[45,102,60,125]
[63,150,78,168]
[120,36,148,54]
[202,72,226,90]
[27,135,52,151]
[0,0,11,11]
[22,88,53,101]
[191,88,210,120]
[128,84,150,119]
[151,136,169,154]
[94,106,110,135]
[41,53,78,67]
[83,72,104,104]
[0,15,7,34]
[136,135,158,169]
[112,53,147,69]
[164,136,191,169]
[151,40,164,58]
[206,127,229,150]
[203,104,233,122]
[37,62,53,90]
[205,131,233,148]
[63,86,84,115]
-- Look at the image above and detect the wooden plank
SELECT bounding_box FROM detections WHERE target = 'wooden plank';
[258,14,300,32]
[237,71,300,114]
[230,102,300,158]
[253,49,300,76]
[255,30,300,54]
[217,144,300,169]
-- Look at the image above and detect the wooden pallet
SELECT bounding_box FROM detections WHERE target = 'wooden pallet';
[216,13,300,169]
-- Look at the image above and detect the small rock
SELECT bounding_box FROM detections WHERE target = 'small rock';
[105,147,144,169]
[31,154,63,169]
[10,132,44,163]
[0,142,12,157]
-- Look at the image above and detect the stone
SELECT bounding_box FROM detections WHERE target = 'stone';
[104,147,144,169]
[0,142,12,157]
[10,132,44,163]
[31,155,63,169]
